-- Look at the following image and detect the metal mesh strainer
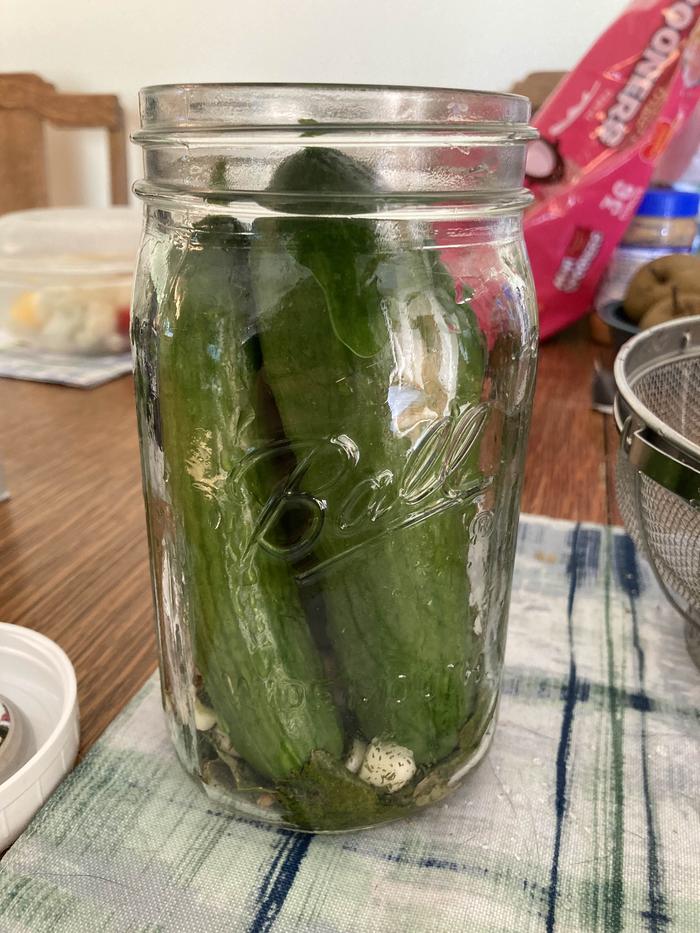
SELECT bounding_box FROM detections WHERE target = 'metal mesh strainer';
[614,316,700,667]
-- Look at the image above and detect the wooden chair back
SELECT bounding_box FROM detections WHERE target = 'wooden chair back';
[510,72,567,114]
[0,73,128,215]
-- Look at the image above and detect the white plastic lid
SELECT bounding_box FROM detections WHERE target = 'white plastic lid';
[0,207,140,280]
[0,622,79,850]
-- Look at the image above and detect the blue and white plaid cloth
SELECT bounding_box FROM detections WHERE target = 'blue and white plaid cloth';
[1,516,698,932]
[0,346,132,388]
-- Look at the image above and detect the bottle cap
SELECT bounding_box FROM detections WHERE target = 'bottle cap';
[0,622,79,850]
[636,187,700,218]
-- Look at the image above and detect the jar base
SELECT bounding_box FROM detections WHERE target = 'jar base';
[173,712,499,835]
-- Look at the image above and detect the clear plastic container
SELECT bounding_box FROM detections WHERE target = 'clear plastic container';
[131,84,539,832]
[0,207,139,355]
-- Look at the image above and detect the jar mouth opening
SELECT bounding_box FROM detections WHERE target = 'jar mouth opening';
[136,82,535,141]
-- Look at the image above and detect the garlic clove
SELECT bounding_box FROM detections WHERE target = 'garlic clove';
[344,737,367,774]
[194,697,217,732]
[358,737,416,793]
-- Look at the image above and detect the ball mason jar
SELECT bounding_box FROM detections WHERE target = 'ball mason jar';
[131,84,538,832]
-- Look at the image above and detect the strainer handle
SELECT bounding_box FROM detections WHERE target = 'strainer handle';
[614,396,700,504]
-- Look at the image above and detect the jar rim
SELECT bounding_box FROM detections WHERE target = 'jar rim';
[135,82,535,140]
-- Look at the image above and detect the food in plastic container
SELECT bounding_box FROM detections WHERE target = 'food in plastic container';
[0,207,138,355]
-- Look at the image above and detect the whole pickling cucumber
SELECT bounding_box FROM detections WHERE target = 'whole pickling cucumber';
[150,217,343,781]
[252,148,486,766]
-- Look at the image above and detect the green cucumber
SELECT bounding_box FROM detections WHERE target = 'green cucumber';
[252,148,487,766]
[151,218,343,781]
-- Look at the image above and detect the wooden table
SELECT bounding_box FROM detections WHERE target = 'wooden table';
[0,323,617,758]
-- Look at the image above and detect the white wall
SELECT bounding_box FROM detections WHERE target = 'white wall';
[1,0,628,205]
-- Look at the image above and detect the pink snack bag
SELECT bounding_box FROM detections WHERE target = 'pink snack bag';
[525,1,700,339]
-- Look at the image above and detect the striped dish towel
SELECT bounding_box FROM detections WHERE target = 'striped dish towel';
[0,346,132,388]
[0,516,698,932]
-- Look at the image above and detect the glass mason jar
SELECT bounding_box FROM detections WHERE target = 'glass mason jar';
[131,84,538,832]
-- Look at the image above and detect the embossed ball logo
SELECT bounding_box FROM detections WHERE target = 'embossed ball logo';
[237,402,492,576]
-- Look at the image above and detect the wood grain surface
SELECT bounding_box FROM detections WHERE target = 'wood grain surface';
[523,321,618,525]
[0,323,618,757]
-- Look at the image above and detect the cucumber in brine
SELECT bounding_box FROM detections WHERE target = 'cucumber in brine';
[151,217,344,782]
[252,148,488,767]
